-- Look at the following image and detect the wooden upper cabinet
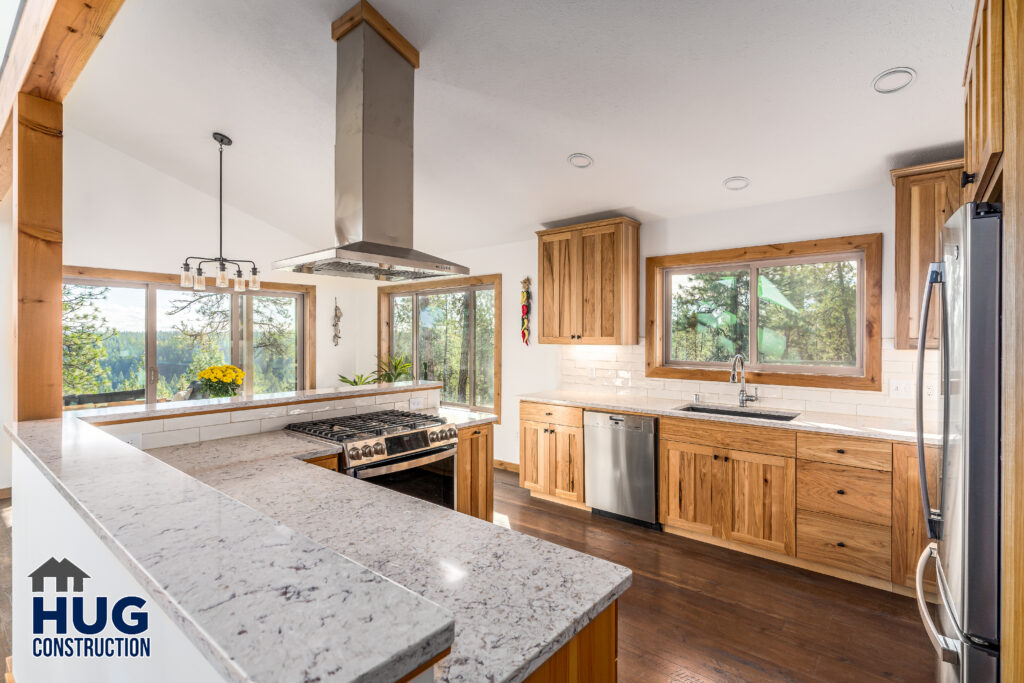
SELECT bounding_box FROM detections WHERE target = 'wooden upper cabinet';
[538,231,576,343]
[891,161,963,350]
[537,217,639,345]
[892,442,941,591]
[659,440,715,536]
[717,449,796,556]
[963,0,1004,202]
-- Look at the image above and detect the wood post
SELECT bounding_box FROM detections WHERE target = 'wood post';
[14,92,62,421]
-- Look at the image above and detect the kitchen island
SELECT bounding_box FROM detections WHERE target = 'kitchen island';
[7,383,631,682]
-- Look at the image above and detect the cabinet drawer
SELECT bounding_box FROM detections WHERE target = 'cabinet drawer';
[797,432,891,471]
[797,461,891,526]
[796,510,891,580]
[520,402,583,428]
[661,417,795,457]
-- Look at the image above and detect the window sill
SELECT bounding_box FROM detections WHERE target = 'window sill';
[645,364,882,391]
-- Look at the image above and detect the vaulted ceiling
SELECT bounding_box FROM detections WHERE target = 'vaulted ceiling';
[66,0,973,253]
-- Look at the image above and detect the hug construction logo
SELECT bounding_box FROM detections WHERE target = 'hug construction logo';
[29,557,152,658]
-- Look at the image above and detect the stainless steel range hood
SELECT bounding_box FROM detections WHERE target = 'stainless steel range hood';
[274,8,468,281]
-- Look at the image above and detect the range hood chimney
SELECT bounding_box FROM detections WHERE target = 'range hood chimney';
[273,1,468,281]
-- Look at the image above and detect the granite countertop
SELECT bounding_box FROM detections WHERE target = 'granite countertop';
[519,390,943,445]
[144,408,631,683]
[71,380,443,423]
[6,418,455,683]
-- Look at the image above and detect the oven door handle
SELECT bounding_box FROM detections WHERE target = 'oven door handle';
[352,446,456,479]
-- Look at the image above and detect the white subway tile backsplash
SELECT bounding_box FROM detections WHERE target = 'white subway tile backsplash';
[284,401,335,416]
[141,428,199,449]
[100,420,165,436]
[359,403,391,413]
[230,406,287,422]
[162,412,232,431]
[559,341,931,421]
[198,421,261,441]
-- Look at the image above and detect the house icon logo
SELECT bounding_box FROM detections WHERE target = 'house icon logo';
[28,557,90,593]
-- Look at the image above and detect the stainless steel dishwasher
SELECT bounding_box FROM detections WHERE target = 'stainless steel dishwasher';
[583,411,659,528]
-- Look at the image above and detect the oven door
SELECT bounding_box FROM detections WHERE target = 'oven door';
[350,445,456,509]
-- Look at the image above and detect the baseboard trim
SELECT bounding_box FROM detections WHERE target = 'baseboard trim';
[494,460,519,473]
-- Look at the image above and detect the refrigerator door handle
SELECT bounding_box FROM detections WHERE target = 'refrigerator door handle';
[916,262,947,540]
[916,543,960,664]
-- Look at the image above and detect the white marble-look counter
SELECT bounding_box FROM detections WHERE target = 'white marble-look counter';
[519,390,944,445]
[145,409,632,683]
[72,380,443,423]
[6,418,455,683]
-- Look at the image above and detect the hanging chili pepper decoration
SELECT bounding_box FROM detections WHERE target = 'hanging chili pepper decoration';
[521,276,532,345]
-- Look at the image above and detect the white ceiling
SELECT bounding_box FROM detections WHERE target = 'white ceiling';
[66,0,974,253]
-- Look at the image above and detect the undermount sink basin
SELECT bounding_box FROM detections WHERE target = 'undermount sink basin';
[672,404,800,422]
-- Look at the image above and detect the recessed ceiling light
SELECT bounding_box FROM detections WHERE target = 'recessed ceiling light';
[872,66,916,94]
[722,176,750,191]
[567,153,593,169]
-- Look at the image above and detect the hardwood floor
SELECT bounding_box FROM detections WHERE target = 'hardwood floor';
[494,470,935,683]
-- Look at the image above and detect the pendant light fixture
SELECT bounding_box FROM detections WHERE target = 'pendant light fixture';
[179,132,260,291]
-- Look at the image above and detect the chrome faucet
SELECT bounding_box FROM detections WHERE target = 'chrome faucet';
[730,354,758,407]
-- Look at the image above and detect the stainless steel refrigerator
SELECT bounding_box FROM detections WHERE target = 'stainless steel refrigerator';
[915,202,1001,681]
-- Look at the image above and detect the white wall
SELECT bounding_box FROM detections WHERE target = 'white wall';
[62,126,379,387]
[430,182,931,463]
[436,241,561,465]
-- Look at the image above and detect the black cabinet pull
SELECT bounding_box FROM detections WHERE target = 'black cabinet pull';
[713,454,719,460]
[545,412,553,416]
[836,541,846,548]
[472,430,481,435]
[836,448,846,454]
[837,489,846,495]
[723,456,729,462]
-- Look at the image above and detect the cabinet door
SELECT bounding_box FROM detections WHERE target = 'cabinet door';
[577,225,620,344]
[549,424,584,503]
[538,232,577,343]
[963,0,1003,202]
[659,440,715,536]
[519,420,549,494]
[458,424,494,522]
[894,168,961,349]
[892,443,941,590]
[717,450,796,556]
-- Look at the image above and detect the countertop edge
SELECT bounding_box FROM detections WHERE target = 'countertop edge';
[518,393,938,445]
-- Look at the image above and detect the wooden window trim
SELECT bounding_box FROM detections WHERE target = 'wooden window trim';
[62,265,317,391]
[644,234,882,391]
[377,274,501,421]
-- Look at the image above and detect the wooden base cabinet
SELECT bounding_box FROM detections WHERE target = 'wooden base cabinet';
[520,413,585,505]
[892,442,941,591]
[659,439,796,557]
[457,424,494,522]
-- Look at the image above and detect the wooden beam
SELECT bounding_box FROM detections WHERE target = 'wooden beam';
[0,0,124,198]
[15,92,63,421]
[331,0,419,69]
[1001,0,1024,677]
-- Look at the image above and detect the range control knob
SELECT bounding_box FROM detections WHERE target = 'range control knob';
[346,447,360,461]
[446,428,458,439]
[373,442,385,455]
[360,445,373,458]
[428,431,440,442]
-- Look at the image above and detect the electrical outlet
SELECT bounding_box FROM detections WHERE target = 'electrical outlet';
[122,433,143,449]
[925,382,939,398]
[889,380,912,398]
[409,397,425,410]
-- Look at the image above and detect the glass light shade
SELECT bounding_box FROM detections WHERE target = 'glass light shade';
[179,268,194,288]
[249,271,261,291]
[234,276,246,292]
[215,268,229,288]
[193,273,206,291]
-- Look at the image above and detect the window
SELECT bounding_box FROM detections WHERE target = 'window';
[62,267,312,408]
[647,234,881,390]
[379,275,501,415]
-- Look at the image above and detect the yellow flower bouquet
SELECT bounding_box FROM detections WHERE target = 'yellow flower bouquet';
[198,364,245,398]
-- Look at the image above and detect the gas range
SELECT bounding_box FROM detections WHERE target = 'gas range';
[285,409,458,470]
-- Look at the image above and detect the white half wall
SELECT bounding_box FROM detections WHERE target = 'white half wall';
[62,125,379,387]
[0,192,13,488]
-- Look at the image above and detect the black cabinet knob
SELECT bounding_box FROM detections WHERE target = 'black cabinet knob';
[713,454,719,460]
[723,456,729,462]
[837,489,846,495]
[836,541,846,548]
[836,448,846,454]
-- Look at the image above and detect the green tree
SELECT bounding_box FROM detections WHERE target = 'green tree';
[62,285,115,396]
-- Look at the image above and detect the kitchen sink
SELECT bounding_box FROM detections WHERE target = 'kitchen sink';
[672,404,800,422]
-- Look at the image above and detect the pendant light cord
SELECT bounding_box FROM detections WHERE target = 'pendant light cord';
[218,140,224,261]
